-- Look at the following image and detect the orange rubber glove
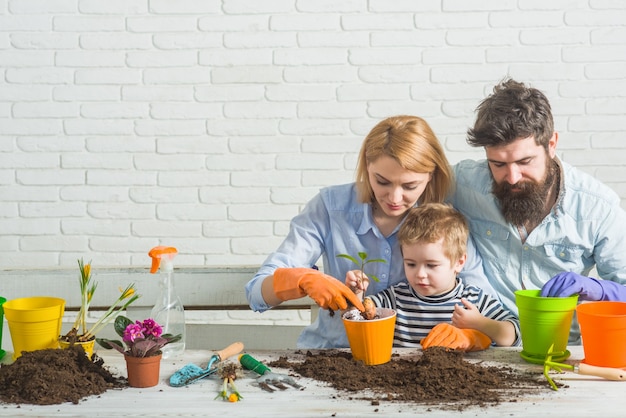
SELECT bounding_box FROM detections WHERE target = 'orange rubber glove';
[273,268,365,312]
[420,323,492,352]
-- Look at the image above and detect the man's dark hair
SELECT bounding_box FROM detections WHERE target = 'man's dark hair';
[467,78,554,149]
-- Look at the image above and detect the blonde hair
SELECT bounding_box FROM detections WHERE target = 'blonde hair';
[355,115,453,204]
[397,203,468,264]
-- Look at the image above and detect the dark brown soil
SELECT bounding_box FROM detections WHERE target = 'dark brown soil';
[269,347,549,410]
[0,345,551,409]
[0,345,126,405]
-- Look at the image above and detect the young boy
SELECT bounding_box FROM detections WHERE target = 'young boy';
[346,203,520,351]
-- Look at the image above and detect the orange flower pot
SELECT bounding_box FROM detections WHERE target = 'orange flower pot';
[577,301,626,368]
[342,307,396,365]
[124,353,162,388]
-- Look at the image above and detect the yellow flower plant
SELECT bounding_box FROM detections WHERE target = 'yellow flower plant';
[63,258,140,343]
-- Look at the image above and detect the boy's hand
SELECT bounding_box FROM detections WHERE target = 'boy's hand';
[421,323,491,352]
[451,298,483,329]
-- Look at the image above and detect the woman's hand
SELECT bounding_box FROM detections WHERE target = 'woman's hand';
[272,268,365,312]
[345,270,369,294]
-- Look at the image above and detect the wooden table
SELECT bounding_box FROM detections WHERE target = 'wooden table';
[0,346,622,417]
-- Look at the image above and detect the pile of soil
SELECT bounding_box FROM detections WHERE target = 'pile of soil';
[269,347,549,410]
[0,345,549,409]
[0,345,126,405]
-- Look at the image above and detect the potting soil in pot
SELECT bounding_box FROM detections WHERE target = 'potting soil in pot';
[0,345,126,405]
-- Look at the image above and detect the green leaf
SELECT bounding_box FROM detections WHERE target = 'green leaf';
[369,274,381,283]
[336,253,359,266]
[364,258,387,265]
[337,251,386,283]
[162,333,183,343]
[96,338,124,354]
[113,315,133,338]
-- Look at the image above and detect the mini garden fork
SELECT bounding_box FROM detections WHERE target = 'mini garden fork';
[239,354,304,392]
[543,343,626,391]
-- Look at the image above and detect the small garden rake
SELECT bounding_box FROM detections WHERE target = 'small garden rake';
[543,343,626,391]
[239,354,304,392]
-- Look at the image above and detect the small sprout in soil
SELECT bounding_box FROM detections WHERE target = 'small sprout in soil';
[336,251,386,302]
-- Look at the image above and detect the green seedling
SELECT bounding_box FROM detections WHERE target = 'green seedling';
[336,251,386,287]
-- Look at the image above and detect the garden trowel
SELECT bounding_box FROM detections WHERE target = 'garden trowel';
[169,341,244,387]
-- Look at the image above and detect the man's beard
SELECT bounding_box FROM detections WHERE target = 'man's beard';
[492,160,557,226]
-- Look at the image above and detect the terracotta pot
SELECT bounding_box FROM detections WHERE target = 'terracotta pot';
[124,353,162,388]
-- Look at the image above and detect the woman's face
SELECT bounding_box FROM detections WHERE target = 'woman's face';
[367,155,432,218]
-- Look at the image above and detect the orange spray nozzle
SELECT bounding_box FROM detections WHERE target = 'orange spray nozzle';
[148,246,178,273]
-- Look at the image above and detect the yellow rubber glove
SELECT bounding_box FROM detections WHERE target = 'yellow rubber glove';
[420,323,492,352]
[273,268,365,312]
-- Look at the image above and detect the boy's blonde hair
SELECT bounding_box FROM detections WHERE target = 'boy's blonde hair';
[397,203,468,264]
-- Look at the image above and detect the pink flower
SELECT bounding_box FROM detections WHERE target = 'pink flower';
[141,318,163,338]
[123,323,145,343]
[97,316,181,358]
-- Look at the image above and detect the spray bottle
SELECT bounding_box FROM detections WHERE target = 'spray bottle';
[148,245,186,358]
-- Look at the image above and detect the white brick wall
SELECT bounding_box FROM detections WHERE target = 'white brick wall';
[1,1,626,269]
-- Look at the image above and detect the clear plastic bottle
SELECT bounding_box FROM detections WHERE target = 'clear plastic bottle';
[148,246,186,359]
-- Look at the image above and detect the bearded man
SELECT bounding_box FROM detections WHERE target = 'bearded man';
[449,78,626,343]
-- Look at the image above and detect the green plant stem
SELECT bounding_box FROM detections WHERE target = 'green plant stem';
[83,286,139,341]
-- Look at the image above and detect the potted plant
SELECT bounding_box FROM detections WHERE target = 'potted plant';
[96,316,182,387]
[337,251,396,365]
[59,258,140,358]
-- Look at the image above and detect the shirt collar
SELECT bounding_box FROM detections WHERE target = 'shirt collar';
[552,157,566,216]
[411,277,463,302]
[356,202,377,235]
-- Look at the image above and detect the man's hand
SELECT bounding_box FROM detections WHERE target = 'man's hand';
[273,268,365,311]
[541,272,626,301]
[421,323,491,352]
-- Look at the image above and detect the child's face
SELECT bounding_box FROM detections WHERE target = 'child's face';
[401,238,466,297]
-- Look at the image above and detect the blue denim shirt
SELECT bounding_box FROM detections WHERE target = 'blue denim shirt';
[246,183,498,348]
[449,158,626,343]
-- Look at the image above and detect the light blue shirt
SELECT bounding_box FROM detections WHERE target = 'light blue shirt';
[246,183,499,348]
[449,158,626,343]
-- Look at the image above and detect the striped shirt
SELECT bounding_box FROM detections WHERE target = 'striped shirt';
[369,278,521,348]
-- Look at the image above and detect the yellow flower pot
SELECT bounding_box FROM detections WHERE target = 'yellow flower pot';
[3,296,65,359]
[58,337,96,358]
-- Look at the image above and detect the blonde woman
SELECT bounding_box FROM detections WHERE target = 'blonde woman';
[246,115,496,348]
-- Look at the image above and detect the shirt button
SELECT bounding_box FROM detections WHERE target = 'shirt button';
[560,252,565,257]
[486,230,492,236]
[524,246,529,251]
